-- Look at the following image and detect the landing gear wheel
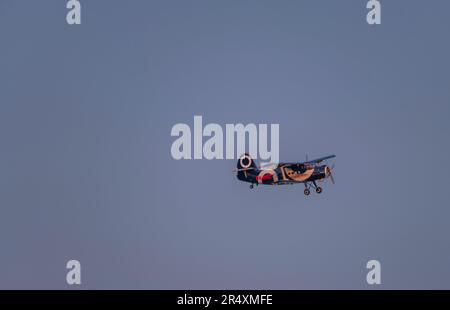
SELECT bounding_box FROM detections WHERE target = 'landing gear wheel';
[316,187,322,194]
[304,188,310,196]
[250,184,254,189]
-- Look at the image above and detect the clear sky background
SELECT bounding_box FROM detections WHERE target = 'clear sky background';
[1,0,449,289]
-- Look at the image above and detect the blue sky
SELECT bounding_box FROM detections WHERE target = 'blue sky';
[1,0,450,289]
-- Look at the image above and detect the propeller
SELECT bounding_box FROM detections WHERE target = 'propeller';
[329,171,335,184]
[324,163,335,184]
[330,164,335,185]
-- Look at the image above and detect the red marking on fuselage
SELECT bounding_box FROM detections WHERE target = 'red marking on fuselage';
[257,173,273,182]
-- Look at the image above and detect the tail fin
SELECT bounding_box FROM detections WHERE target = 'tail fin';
[236,153,257,171]
[236,153,258,181]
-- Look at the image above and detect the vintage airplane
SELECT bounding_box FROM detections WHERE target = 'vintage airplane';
[235,153,336,195]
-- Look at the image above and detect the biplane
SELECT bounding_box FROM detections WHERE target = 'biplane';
[236,154,336,195]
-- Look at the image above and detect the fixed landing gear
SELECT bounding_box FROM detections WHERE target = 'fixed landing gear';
[304,181,323,195]
[250,183,258,189]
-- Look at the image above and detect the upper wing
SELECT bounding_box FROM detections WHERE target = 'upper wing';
[305,154,336,164]
[278,154,336,167]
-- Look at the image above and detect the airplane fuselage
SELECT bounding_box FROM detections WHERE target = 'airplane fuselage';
[235,153,335,194]
[237,164,329,185]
